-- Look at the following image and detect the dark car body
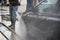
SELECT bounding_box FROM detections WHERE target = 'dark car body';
[22,0,60,40]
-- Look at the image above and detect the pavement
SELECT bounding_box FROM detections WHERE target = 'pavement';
[0,3,26,40]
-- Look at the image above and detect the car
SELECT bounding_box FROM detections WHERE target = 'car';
[22,0,60,40]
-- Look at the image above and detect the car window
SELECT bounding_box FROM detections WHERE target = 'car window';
[36,0,58,14]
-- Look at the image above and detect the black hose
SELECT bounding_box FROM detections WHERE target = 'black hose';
[0,23,24,40]
[0,31,9,40]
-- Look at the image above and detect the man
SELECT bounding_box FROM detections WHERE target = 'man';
[9,0,20,40]
[22,0,33,15]
[23,0,47,15]
[9,0,20,29]
[26,0,33,11]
